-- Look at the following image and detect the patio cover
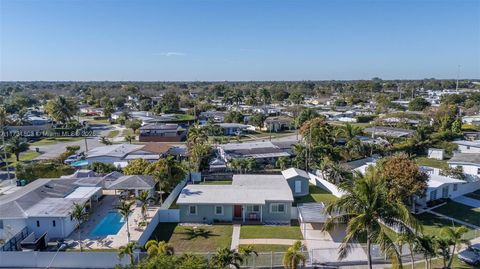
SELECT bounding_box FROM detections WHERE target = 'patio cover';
[298,202,330,223]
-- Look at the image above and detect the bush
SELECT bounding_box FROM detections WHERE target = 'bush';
[355,115,376,123]
[89,162,118,174]
[16,161,75,182]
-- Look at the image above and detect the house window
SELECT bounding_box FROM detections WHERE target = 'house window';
[36,220,40,227]
[430,190,437,201]
[295,180,302,193]
[477,168,480,175]
[52,220,56,227]
[247,205,260,212]
[453,184,458,191]
[215,206,223,215]
[188,205,197,215]
[270,203,286,213]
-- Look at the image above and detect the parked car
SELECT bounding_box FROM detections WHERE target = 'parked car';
[64,154,80,164]
[458,243,480,265]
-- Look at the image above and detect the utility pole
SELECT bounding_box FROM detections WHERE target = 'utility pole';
[456,65,461,93]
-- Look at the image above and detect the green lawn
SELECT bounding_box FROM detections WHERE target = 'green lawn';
[294,185,338,205]
[199,180,232,185]
[240,224,303,240]
[30,137,83,146]
[433,201,480,227]
[148,223,232,252]
[414,157,448,170]
[239,244,291,252]
[465,190,480,200]
[3,150,41,168]
[107,130,120,138]
[415,213,465,236]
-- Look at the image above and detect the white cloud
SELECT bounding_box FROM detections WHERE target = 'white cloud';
[153,52,186,57]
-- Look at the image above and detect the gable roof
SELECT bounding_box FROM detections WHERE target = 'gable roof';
[87,144,144,158]
[106,175,155,190]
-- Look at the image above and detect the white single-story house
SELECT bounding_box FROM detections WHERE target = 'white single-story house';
[448,153,480,176]
[453,140,480,154]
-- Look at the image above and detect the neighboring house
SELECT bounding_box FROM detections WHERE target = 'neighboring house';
[0,178,102,241]
[27,115,51,125]
[138,123,187,142]
[454,140,480,154]
[177,168,309,224]
[462,115,480,125]
[123,142,174,162]
[86,143,144,166]
[105,175,156,203]
[198,111,226,124]
[216,123,249,136]
[363,126,414,138]
[417,166,480,206]
[448,153,480,176]
[217,141,291,165]
[263,116,294,132]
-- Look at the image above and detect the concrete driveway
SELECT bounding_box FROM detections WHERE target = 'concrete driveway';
[301,222,367,263]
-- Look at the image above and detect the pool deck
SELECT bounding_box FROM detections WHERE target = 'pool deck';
[67,190,161,250]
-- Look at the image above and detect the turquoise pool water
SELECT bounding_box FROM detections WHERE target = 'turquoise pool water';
[90,212,125,236]
[71,160,89,167]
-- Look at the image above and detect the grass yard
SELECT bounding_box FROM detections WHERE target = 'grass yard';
[415,213,465,236]
[433,201,480,227]
[148,223,232,253]
[294,185,337,205]
[465,190,480,200]
[106,130,120,138]
[239,244,291,252]
[414,157,448,170]
[199,180,232,185]
[240,224,303,240]
[4,150,41,168]
[30,137,83,146]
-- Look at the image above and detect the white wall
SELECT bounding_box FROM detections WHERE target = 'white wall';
[457,145,480,154]
[450,163,480,176]
[0,251,132,268]
[426,181,480,201]
[26,216,77,239]
[308,173,344,198]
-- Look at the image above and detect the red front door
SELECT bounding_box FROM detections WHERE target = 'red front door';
[234,205,242,218]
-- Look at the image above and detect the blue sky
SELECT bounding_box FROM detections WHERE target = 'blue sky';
[1,0,479,81]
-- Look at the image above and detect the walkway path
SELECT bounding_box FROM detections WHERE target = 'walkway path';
[238,239,303,245]
[454,195,480,208]
[230,224,241,250]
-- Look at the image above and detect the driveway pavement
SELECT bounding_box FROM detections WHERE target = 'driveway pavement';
[301,222,367,263]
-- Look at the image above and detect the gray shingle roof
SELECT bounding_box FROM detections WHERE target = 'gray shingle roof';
[106,175,155,190]
[449,153,480,165]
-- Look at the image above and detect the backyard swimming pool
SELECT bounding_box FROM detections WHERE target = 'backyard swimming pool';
[90,212,125,236]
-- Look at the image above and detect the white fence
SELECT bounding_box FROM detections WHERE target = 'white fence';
[0,251,133,268]
[308,172,344,198]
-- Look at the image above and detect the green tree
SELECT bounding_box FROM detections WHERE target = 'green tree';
[89,162,118,174]
[145,156,186,192]
[248,112,266,128]
[296,107,319,127]
[189,144,212,172]
[323,166,418,269]
[116,200,134,242]
[276,156,290,170]
[123,158,150,175]
[124,135,135,144]
[118,242,137,266]
[187,124,208,147]
[415,234,437,269]
[210,247,243,269]
[282,241,306,269]
[145,240,174,257]
[238,245,258,266]
[441,226,470,268]
[177,253,209,269]
[69,203,89,252]
[44,96,79,123]
[6,135,29,161]
[224,111,244,123]
[136,190,152,220]
[408,97,430,111]
[125,119,142,134]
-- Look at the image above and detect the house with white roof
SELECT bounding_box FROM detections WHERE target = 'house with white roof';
[448,153,480,176]
[85,143,145,167]
[217,141,291,165]
[453,140,480,154]
[177,168,309,224]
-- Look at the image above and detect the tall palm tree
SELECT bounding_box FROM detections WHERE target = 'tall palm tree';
[118,242,136,266]
[282,241,306,269]
[187,124,208,147]
[136,190,152,220]
[45,96,78,123]
[396,232,418,269]
[238,245,258,266]
[441,226,470,268]
[340,123,362,141]
[323,166,418,269]
[144,240,174,256]
[6,135,29,161]
[69,203,89,252]
[415,234,436,269]
[116,200,134,243]
[210,247,243,269]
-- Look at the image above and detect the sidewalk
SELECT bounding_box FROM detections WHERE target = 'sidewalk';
[230,224,241,250]
[238,238,303,245]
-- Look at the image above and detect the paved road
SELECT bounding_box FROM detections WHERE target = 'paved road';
[33,126,110,160]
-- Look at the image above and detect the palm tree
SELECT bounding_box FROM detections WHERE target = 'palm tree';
[211,247,243,269]
[239,245,258,266]
[276,156,290,170]
[6,135,29,161]
[282,241,306,269]
[340,123,362,141]
[187,124,208,147]
[116,200,134,243]
[396,232,418,269]
[415,234,436,269]
[118,242,136,266]
[136,190,152,220]
[124,135,135,144]
[44,96,78,123]
[441,226,470,268]
[144,240,174,256]
[69,203,89,252]
[323,166,418,269]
